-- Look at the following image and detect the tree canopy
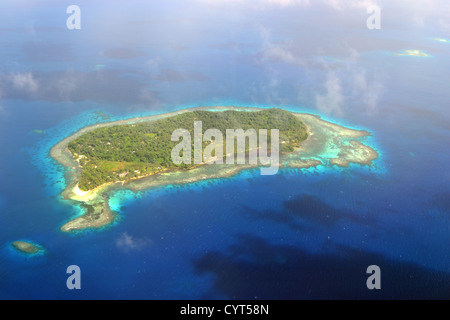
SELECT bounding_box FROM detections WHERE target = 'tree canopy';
[68,108,308,191]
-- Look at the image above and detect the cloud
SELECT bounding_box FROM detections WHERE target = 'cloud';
[314,49,385,117]
[261,44,303,66]
[315,71,345,117]
[196,0,311,9]
[0,67,209,106]
[258,35,386,117]
[255,19,387,117]
[9,72,38,92]
[264,0,310,6]
[195,0,449,35]
[146,57,161,73]
[256,23,319,68]
[439,18,450,33]
[196,0,380,10]
[326,0,378,11]
[0,70,160,106]
[115,232,152,252]
[387,0,450,32]
[351,69,384,114]
[253,25,310,104]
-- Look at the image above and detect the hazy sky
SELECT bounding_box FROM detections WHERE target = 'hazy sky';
[0,0,448,118]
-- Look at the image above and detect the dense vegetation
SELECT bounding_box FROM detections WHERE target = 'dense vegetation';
[68,108,308,191]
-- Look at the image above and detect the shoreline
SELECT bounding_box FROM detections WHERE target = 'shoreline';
[50,106,379,232]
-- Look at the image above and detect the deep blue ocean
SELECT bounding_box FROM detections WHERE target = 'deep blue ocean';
[0,1,449,299]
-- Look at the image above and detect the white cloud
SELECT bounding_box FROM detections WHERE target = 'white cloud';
[439,18,450,33]
[9,72,38,92]
[255,25,385,116]
[263,45,298,65]
[258,24,306,66]
[351,68,384,114]
[196,0,311,8]
[326,0,378,11]
[0,70,161,106]
[316,49,385,117]
[197,0,381,9]
[255,25,305,104]
[265,0,310,6]
[315,71,345,117]
[196,0,449,34]
[116,232,152,252]
[437,3,450,33]
[146,57,161,74]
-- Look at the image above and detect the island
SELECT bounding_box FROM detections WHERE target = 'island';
[11,241,44,255]
[68,108,308,190]
[50,106,379,232]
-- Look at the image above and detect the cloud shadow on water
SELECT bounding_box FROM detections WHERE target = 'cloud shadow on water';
[192,234,450,299]
[242,194,379,231]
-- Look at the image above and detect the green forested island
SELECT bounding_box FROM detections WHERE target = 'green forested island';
[68,108,308,191]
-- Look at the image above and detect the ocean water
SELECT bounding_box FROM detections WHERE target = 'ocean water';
[0,97,448,299]
[0,1,449,299]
